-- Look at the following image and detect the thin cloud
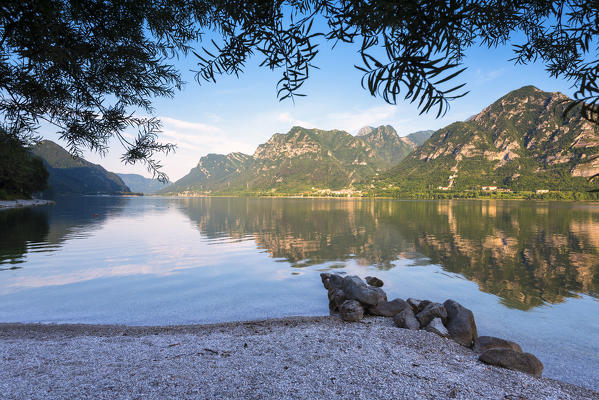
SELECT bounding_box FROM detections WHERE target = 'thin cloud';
[154,116,257,180]
[159,116,222,133]
[276,112,312,128]
[161,129,253,154]
[473,68,506,85]
[326,105,398,133]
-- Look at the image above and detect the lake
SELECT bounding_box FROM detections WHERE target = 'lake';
[1,196,598,390]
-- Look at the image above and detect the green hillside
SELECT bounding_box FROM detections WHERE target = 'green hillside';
[162,125,423,195]
[371,86,599,199]
[357,125,416,168]
[405,130,434,146]
[32,140,130,195]
[161,152,252,193]
[0,134,48,199]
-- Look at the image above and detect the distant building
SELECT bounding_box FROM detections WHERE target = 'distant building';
[315,188,362,197]
[535,189,549,194]
[482,186,498,191]
[437,175,456,191]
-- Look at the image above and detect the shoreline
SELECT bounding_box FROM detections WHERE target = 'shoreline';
[155,193,599,202]
[0,199,54,210]
[1,316,597,399]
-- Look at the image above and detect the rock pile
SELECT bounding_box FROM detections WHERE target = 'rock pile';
[320,273,544,378]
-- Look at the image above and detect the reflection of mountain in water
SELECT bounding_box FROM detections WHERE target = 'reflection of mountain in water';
[0,196,129,267]
[179,198,599,310]
[0,209,49,266]
[415,202,599,309]
[178,198,416,268]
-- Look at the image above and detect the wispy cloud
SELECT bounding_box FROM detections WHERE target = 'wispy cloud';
[159,116,222,133]
[326,105,398,133]
[161,129,253,154]
[275,112,312,128]
[153,116,257,180]
[473,68,506,85]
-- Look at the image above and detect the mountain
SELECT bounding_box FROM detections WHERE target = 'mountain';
[248,127,381,190]
[379,86,599,193]
[356,125,417,168]
[116,173,169,194]
[405,130,434,146]
[357,126,434,167]
[164,152,252,193]
[162,125,426,194]
[32,140,130,195]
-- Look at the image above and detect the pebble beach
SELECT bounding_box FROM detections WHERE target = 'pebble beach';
[1,316,597,399]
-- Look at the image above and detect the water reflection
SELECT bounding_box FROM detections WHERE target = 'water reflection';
[0,208,49,265]
[0,196,129,267]
[178,198,599,310]
[1,197,598,310]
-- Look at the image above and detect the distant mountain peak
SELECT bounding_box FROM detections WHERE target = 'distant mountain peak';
[357,126,374,136]
[357,125,397,138]
[384,85,599,192]
[163,123,435,195]
[117,173,169,194]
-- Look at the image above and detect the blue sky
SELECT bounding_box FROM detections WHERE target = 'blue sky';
[43,36,576,181]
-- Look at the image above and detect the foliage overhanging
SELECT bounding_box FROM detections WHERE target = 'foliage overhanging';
[1,0,597,180]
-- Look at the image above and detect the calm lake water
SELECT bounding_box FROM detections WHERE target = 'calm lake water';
[1,196,598,389]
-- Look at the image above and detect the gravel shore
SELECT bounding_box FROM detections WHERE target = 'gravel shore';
[1,316,597,400]
[0,199,54,209]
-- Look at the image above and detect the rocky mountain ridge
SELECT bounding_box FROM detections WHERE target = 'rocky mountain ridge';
[381,86,599,193]
[163,126,431,194]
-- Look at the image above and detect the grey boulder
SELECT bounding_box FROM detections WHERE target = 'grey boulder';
[341,275,382,306]
[328,289,346,312]
[393,308,420,330]
[365,276,384,287]
[367,298,408,317]
[321,273,344,291]
[425,318,449,337]
[474,336,523,354]
[371,286,387,304]
[479,348,543,377]
[416,302,447,328]
[407,298,431,313]
[339,300,364,322]
[443,299,477,347]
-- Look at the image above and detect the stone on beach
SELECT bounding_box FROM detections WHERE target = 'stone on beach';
[339,300,365,322]
[415,302,447,328]
[425,318,449,337]
[328,289,346,312]
[474,336,523,354]
[443,299,477,348]
[407,298,431,313]
[393,308,420,330]
[365,276,384,287]
[317,275,547,383]
[367,298,408,317]
[321,273,344,291]
[341,275,382,306]
[371,286,387,304]
[479,348,543,377]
